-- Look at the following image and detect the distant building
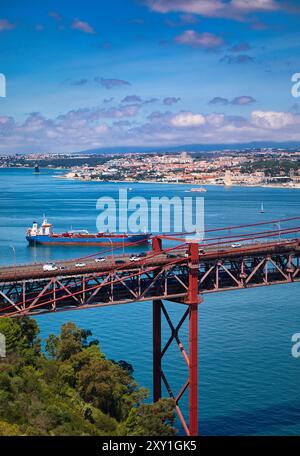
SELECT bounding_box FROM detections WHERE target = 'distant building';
[224,170,232,186]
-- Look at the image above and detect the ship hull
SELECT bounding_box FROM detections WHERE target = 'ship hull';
[26,234,150,246]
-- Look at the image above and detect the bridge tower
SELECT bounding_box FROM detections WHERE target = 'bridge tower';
[152,237,200,436]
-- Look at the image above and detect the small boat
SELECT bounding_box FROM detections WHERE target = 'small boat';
[259,203,265,214]
[34,164,40,174]
[26,217,151,246]
[190,187,207,193]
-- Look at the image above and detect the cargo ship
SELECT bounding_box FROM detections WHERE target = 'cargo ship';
[26,218,151,246]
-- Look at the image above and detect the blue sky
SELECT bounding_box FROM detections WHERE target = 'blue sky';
[0,0,300,153]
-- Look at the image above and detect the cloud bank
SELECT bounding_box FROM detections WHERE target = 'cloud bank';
[1,106,300,154]
[144,0,285,20]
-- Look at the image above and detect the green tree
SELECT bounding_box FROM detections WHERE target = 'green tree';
[0,318,22,353]
[0,318,176,436]
[119,399,176,436]
[0,420,21,436]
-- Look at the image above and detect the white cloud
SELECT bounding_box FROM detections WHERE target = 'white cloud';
[71,19,95,34]
[94,124,108,134]
[48,12,62,22]
[171,112,206,127]
[0,19,16,31]
[231,0,279,12]
[0,116,12,124]
[232,96,256,105]
[144,0,284,20]
[175,30,224,49]
[206,113,225,127]
[145,0,231,16]
[250,110,297,129]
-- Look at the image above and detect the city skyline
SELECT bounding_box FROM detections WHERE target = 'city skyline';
[0,0,300,153]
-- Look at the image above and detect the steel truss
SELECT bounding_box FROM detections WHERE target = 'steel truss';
[0,241,300,436]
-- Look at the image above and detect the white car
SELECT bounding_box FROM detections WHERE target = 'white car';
[95,257,106,263]
[43,263,57,272]
[231,243,242,248]
[130,256,140,262]
[75,262,86,267]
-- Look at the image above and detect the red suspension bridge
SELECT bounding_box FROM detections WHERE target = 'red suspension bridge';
[1,216,300,436]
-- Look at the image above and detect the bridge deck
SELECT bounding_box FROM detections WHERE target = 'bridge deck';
[0,239,299,282]
[0,238,299,317]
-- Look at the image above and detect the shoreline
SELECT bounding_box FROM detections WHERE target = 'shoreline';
[0,166,67,171]
[2,167,299,190]
[56,173,300,190]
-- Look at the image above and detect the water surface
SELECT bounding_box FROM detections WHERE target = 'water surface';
[1,168,300,435]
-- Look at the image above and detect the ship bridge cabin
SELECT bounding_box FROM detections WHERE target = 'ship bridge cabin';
[40,218,53,235]
[27,218,53,236]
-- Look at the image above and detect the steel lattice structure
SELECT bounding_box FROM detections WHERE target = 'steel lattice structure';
[0,226,300,436]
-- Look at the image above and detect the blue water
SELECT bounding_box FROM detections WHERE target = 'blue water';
[1,167,300,435]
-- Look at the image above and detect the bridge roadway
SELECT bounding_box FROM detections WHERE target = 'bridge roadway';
[1,235,299,436]
[0,238,299,282]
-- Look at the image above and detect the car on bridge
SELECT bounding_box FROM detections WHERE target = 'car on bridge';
[75,262,86,267]
[43,263,58,272]
[95,257,106,263]
[167,253,177,258]
[130,256,140,262]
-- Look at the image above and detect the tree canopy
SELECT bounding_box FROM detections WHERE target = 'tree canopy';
[0,317,175,436]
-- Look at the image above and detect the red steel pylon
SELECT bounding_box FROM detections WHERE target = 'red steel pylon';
[152,238,200,436]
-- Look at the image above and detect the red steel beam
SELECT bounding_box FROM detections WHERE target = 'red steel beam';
[153,299,162,402]
[152,236,162,252]
[152,236,163,402]
[189,303,198,436]
[161,215,300,237]
[188,242,200,436]
[158,225,300,243]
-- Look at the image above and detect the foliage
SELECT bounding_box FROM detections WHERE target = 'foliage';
[0,317,175,436]
[241,158,300,177]
[119,399,176,436]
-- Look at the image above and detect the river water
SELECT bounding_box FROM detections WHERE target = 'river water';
[1,167,300,435]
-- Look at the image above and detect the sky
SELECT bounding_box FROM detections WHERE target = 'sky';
[0,0,300,154]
